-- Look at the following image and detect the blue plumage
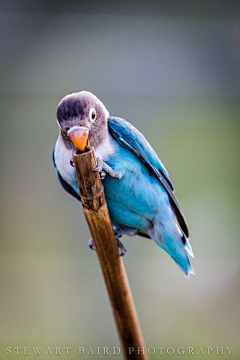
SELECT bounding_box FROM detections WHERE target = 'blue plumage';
[53,91,194,277]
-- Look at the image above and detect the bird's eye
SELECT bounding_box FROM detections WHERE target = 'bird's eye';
[90,108,96,123]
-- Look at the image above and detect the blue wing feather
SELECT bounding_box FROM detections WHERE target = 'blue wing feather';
[108,116,189,238]
[108,116,173,190]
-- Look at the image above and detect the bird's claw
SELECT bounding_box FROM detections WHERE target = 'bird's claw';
[92,165,102,172]
[88,238,95,251]
[91,168,106,180]
[100,170,106,180]
[88,237,126,256]
[92,157,103,172]
[116,237,127,257]
[91,158,106,179]
[92,158,118,179]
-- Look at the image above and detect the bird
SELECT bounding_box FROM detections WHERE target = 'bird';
[53,91,194,277]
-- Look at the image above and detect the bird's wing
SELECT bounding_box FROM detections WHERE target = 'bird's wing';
[108,116,189,238]
[52,147,80,201]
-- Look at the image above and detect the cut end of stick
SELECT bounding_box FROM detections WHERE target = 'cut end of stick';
[73,144,92,156]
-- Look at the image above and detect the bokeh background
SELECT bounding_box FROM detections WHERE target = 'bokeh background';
[0,1,240,359]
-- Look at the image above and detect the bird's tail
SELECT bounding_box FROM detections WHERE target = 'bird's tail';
[168,245,195,278]
[150,226,195,277]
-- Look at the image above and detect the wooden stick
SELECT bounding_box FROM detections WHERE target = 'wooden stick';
[72,145,149,360]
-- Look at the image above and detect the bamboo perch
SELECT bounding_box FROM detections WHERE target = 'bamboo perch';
[72,145,149,360]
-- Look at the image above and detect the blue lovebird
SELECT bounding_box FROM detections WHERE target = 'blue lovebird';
[53,91,194,277]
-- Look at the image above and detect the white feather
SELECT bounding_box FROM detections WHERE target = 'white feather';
[95,132,118,162]
[54,134,79,194]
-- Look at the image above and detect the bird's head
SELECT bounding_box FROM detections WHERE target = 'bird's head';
[56,91,109,151]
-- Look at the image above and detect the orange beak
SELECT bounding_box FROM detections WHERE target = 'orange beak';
[67,126,89,152]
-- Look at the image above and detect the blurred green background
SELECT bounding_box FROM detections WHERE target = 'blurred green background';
[0,1,240,359]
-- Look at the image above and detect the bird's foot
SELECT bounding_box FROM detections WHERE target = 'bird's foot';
[91,158,106,179]
[113,226,137,256]
[92,159,119,179]
[116,237,127,257]
[91,157,119,178]
[92,157,103,173]
[88,236,127,256]
[92,168,106,179]
[88,238,95,251]
[99,170,107,180]
[102,163,119,178]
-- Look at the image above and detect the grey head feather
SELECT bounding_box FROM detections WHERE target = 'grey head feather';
[56,91,109,150]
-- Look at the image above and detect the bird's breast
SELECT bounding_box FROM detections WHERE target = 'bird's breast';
[55,136,79,194]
